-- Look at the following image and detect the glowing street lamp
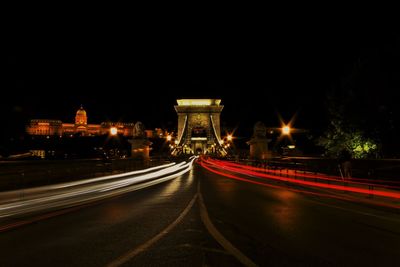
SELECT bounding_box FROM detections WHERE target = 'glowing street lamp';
[166,135,172,142]
[282,125,291,135]
[227,134,233,142]
[110,127,118,136]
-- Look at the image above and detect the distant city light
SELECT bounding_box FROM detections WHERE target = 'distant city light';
[110,127,118,136]
[282,126,291,135]
[166,135,172,141]
[227,134,233,141]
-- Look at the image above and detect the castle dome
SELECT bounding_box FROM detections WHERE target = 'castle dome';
[76,106,87,116]
[75,105,88,125]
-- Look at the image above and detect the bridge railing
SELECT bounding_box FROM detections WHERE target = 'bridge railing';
[229,157,400,184]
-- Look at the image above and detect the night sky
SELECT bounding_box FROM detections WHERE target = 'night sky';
[4,21,400,142]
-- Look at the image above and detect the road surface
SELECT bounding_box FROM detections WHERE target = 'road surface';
[0,161,399,266]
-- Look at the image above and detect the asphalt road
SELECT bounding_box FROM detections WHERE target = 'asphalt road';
[0,163,399,266]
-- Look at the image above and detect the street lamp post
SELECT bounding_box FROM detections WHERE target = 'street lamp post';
[108,127,119,158]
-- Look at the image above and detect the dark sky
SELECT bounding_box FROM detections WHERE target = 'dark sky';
[4,21,400,139]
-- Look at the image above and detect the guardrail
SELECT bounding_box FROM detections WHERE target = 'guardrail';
[228,157,400,185]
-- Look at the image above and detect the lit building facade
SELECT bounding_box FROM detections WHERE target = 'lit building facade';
[26,106,135,137]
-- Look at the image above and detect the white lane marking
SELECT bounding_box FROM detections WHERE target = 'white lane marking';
[198,181,258,267]
[106,193,198,267]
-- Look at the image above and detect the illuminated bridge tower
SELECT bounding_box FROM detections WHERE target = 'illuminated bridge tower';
[173,99,227,156]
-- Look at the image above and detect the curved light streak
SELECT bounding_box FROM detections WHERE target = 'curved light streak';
[201,158,400,201]
[0,157,197,218]
[212,159,400,190]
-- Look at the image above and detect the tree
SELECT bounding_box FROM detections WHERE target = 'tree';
[316,34,400,159]
[317,118,378,159]
[317,84,379,159]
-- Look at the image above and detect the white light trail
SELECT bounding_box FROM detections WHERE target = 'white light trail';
[0,157,197,218]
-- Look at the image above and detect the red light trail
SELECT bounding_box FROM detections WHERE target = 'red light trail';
[200,158,400,207]
[212,159,400,190]
[199,160,400,209]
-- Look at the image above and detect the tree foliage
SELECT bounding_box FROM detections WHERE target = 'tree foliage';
[317,117,378,159]
[317,62,381,159]
[315,35,400,158]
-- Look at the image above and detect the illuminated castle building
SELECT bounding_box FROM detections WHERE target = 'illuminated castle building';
[26,106,135,137]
